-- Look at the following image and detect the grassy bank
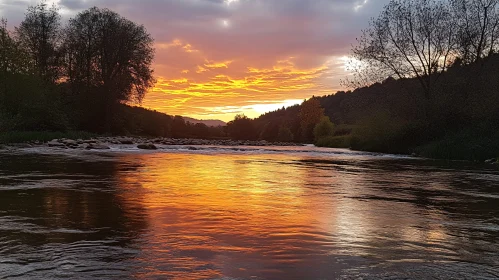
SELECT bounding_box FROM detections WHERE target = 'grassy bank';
[414,133,499,161]
[316,129,499,161]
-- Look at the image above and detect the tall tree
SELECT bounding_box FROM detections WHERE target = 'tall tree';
[1,19,31,113]
[299,97,325,142]
[15,2,61,83]
[63,7,155,132]
[350,0,457,99]
[1,19,26,75]
[227,114,258,140]
[451,0,499,63]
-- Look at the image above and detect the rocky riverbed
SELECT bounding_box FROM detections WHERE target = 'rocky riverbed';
[1,137,304,151]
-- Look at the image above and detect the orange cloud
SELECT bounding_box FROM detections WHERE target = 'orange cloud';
[204,59,233,69]
[143,43,340,121]
[156,39,199,53]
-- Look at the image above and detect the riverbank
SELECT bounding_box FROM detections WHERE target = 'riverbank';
[1,131,497,164]
[0,135,303,151]
[314,134,499,164]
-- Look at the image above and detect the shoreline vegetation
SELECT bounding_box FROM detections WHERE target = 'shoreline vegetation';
[1,1,498,163]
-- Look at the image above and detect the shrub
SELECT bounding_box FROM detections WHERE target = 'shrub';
[277,126,294,142]
[313,116,335,143]
[415,129,499,161]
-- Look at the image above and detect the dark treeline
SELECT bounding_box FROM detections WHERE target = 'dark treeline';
[242,55,499,160]
[2,1,499,160]
[226,0,499,160]
[0,3,224,140]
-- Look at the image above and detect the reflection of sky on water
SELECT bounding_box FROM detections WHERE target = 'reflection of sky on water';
[0,150,498,279]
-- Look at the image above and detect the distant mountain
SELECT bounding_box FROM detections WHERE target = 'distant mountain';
[182,117,226,127]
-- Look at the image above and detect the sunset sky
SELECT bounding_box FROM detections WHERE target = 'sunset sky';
[1,0,389,122]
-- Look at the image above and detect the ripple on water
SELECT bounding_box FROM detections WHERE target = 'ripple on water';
[0,148,498,279]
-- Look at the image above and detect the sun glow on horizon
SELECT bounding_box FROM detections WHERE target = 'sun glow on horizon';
[338,55,364,72]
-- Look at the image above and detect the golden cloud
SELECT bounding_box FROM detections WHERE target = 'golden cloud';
[143,40,338,121]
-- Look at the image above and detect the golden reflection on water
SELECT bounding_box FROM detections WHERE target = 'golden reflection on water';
[113,153,457,279]
[1,151,498,279]
[116,153,338,279]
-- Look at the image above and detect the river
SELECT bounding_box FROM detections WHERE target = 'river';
[1,145,498,279]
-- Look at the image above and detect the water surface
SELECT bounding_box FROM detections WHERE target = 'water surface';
[1,146,498,279]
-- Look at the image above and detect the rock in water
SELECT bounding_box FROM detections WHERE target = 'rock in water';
[120,139,134,144]
[485,158,497,164]
[48,140,66,148]
[137,144,157,150]
[86,144,111,150]
[63,139,77,146]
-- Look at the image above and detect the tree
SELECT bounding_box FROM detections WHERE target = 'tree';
[227,114,257,140]
[1,19,29,76]
[451,0,499,63]
[1,19,32,118]
[277,126,294,142]
[350,0,457,99]
[15,2,61,83]
[172,116,187,138]
[313,116,335,143]
[62,7,155,132]
[299,97,325,142]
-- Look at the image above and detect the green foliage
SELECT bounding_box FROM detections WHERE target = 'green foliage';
[349,113,427,154]
[313,116,335,143]
[0,74,68,132]
[415,129,499,161]
[300,97,325,142]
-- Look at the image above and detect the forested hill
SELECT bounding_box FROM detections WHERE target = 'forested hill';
[250,55,499,160]
[182,117,226,127]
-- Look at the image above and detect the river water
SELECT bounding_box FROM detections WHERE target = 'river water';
[0,145,498,279]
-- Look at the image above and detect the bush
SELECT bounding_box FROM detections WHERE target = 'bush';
[313,116,335,143]
[349,113,427,154]
[415,129,499,161]
[277,126,294,142]
[0,74,68,132]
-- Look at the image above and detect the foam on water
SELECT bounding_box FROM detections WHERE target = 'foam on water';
[4,144,415,160]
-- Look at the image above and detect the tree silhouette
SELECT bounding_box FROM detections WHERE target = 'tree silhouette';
[63,7,155,132]
[299,97,325,142]
[350,0,457,99]
[451,0,499,63]
[15,3,61,83]
[227,114,257,140]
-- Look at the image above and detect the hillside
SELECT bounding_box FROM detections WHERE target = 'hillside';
[250,55,499,160]
[182,117,226,127]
